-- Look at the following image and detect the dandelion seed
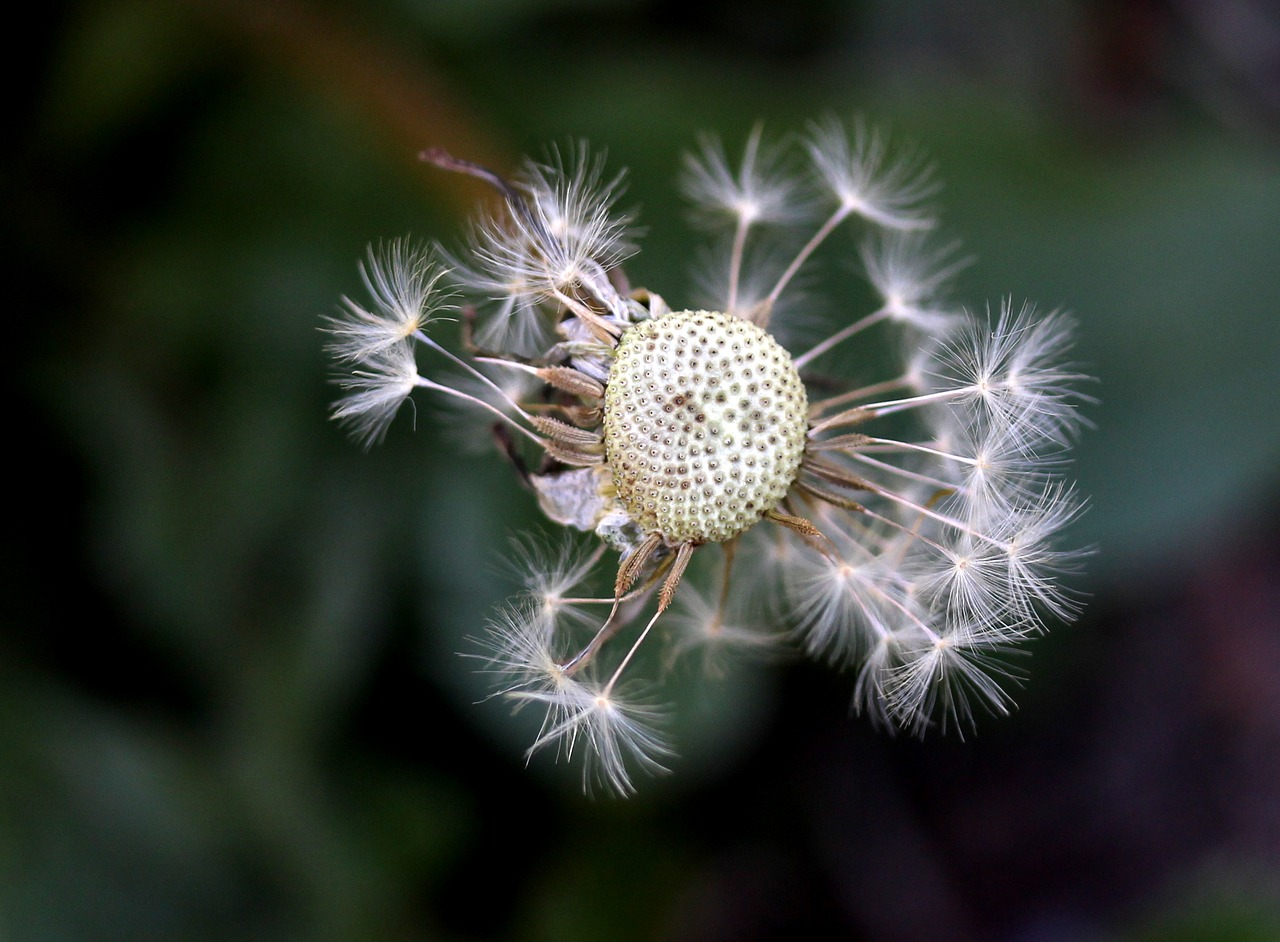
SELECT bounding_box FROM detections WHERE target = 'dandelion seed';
[328,342,421,448]
[328,120,1092,793]
[804,116,938,230]
[682,125,801,228]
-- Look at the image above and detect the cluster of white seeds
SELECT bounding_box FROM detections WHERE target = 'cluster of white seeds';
[327,123,1089,795]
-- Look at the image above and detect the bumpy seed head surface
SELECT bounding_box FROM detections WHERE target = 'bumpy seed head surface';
[601,309,809,544]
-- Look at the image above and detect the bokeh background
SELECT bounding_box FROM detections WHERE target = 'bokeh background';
[9,1,1280,939]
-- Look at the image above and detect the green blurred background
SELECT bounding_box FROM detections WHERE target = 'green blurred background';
[8,1,1280,939]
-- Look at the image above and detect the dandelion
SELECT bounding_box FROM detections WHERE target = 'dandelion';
[326,117,1091,794]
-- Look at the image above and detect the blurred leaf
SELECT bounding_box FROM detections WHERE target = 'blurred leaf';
[16,2,1280,940]
[1129,879,1280,942]
[520,811,691,942]
[42,0,212,148]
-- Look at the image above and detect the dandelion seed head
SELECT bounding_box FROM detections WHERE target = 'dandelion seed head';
[328,119,1092,793]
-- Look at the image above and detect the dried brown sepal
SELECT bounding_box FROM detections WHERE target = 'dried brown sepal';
[795,479,866,514]
[810,405,875,433]
[559,405,602,426]
[542,440,604,467]
[615,533,663,598]
[531,415,604,448]
[658,542,696,612]
[540,442,599,468]
[763,508,823,538]
[807,433,873,452]
[537,366,605,400]
[800,455,874,492]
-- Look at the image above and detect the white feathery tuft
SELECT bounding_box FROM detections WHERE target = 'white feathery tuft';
[681,124,804,229]
[804,116,939,230]
[328,342,421,449]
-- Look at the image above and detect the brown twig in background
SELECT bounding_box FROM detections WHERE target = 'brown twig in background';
[191,0,514,216]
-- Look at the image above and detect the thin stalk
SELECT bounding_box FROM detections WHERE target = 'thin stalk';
[866,482,1008,551]
[760,204,853,325]
[416,377,545,446]
[792,305,890,371]
[808,374,914,418]
[726,216,751,314]
[603,606,664,698]
[859,436,978,466]
[809,384,973,435]
[849,451,961,493]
